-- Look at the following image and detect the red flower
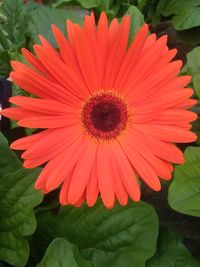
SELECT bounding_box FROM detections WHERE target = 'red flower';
[2,13,197,208]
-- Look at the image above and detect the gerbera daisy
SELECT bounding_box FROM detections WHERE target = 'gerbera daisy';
[1,12,197,208]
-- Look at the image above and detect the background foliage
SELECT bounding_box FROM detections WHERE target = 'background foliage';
[0,0,200,266]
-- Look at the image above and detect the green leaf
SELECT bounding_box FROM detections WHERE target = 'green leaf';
[147,228,200,267]
[191,114,200,145]
[193,74,200,97]
[0,168,43,266]
[126,5,144,44]
[0,0,29,45]
[185,47,200,75]
[36,238,94,267]
[34,200,158,267]
[0,0,30,76]
[97,0,112,12]
[52,0,98,9]
[168,147,200,217]
[0,132,21,178]
[159,0,200,30]
[0,50,10,77]
[29,5,88,46]
[52,0,112,11]
[181,47,200,96]
[156,0,169,14]
[0,27,9,49]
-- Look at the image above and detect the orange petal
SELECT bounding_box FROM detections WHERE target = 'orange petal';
[104,16,130,88]
[111,143,141,202]
[83,13,102,86]
[74,191,86,207]
[155,109,197,124]
[33,44,88,98]
[18,115,79,128]
[111,155,128,206]
[21,125,81,159]
[59,175,71,205]
[10,69,80,105]
[118,34,168,93]
[72,24,99,91]
[119,133,162,190]
[132,89,194,111]
[132,128,185,164]
[22,48,52,79]
[97,143,115,208]
[86,158,99,207]
[10,129,49,150]
[176,99,197,109]
[1,107,45,120]
[134,124,197,143]
[96,12,109,87]
[128,60,183,101]
[35,135,85,192]
[120,130,172,180]
[67,139,97,204]
[9,96,78,115]
[115,24,149,90]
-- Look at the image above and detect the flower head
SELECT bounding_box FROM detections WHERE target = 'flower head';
[2,12,197,208]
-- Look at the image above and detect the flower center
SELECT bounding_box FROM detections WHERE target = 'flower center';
[81,91,129,141]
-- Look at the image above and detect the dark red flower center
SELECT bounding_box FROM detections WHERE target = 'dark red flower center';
[81,91,129,141]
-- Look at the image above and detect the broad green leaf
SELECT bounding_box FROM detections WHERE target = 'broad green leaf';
[185,47,200,75]
[0,0,29,45]
[36,238,94,267]
[193,74,200,97]
[191,113,200,145]
[168,147,200,217]
[0,0,30,76]
[181,47,200,99]
[0,132,21,178]
[159,0,200,30]
[98,0,112,12]
[147,228,200,267]
[126,5,144,44]
[52,0,98,9]
[157,0,169,14]
[0,168,43,266]
[34,200,158,267]
[29,6,88,46]
[52,0,111,11]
